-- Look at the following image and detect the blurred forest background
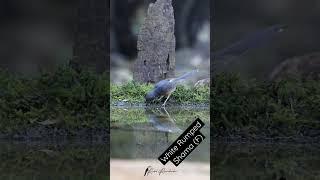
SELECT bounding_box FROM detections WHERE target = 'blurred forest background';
[213,0,320,80]
[1,0,75,73]
[1,0,320,81]
[1,0,210,83]
[0,0,109,75]
[111,0,210,84]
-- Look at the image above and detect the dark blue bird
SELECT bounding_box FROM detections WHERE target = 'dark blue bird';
[145,70,198,107]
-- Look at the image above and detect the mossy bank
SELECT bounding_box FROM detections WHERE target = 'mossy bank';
[1,65,319,140]
[0,66,109,140]
[111,81,210,106]
[211,73,320,140]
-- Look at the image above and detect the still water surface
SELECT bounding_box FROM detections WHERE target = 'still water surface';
[1,107,318,179]
[110,107,210,162]
[212,142,320,180]
[0,141,108,179]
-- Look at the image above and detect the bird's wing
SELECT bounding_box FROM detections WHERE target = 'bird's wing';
[154,80,170,89]
[213,24,287,60]
[151,70,198,96]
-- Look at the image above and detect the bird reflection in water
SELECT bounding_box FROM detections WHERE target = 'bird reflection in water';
[145,107,182,142]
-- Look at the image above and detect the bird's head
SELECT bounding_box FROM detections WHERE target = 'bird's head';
[145,90,157,103]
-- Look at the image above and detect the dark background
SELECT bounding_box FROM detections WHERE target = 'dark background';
[0,0,210,83]
[213,0,320,79]
[0,0,76,74]
[1,0,319,79]
[0,0,109,74]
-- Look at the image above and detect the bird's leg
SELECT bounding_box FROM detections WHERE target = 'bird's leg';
[162,93,172,107]
[161,106,175,122]
[157,96,164,101]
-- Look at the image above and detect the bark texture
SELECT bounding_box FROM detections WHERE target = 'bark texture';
[133,0,176,83]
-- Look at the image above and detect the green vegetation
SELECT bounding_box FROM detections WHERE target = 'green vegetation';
[111,81,210,104]
[0,66,109,134]
[111,82,152,103]
[211,73,320,138]
[0,64,319,139]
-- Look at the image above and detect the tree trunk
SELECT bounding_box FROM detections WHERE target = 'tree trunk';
[133,0,176,83]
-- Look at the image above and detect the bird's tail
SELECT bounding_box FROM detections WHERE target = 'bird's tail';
[171,69,198,84]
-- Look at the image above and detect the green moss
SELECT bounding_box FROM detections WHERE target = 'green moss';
[111,82,153,103]
[111,108,147,125]
[0,66,109,133]
[111,82,210,104]
[211,73,320,137]
[111,107,209,127]
[1,65,319,138]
